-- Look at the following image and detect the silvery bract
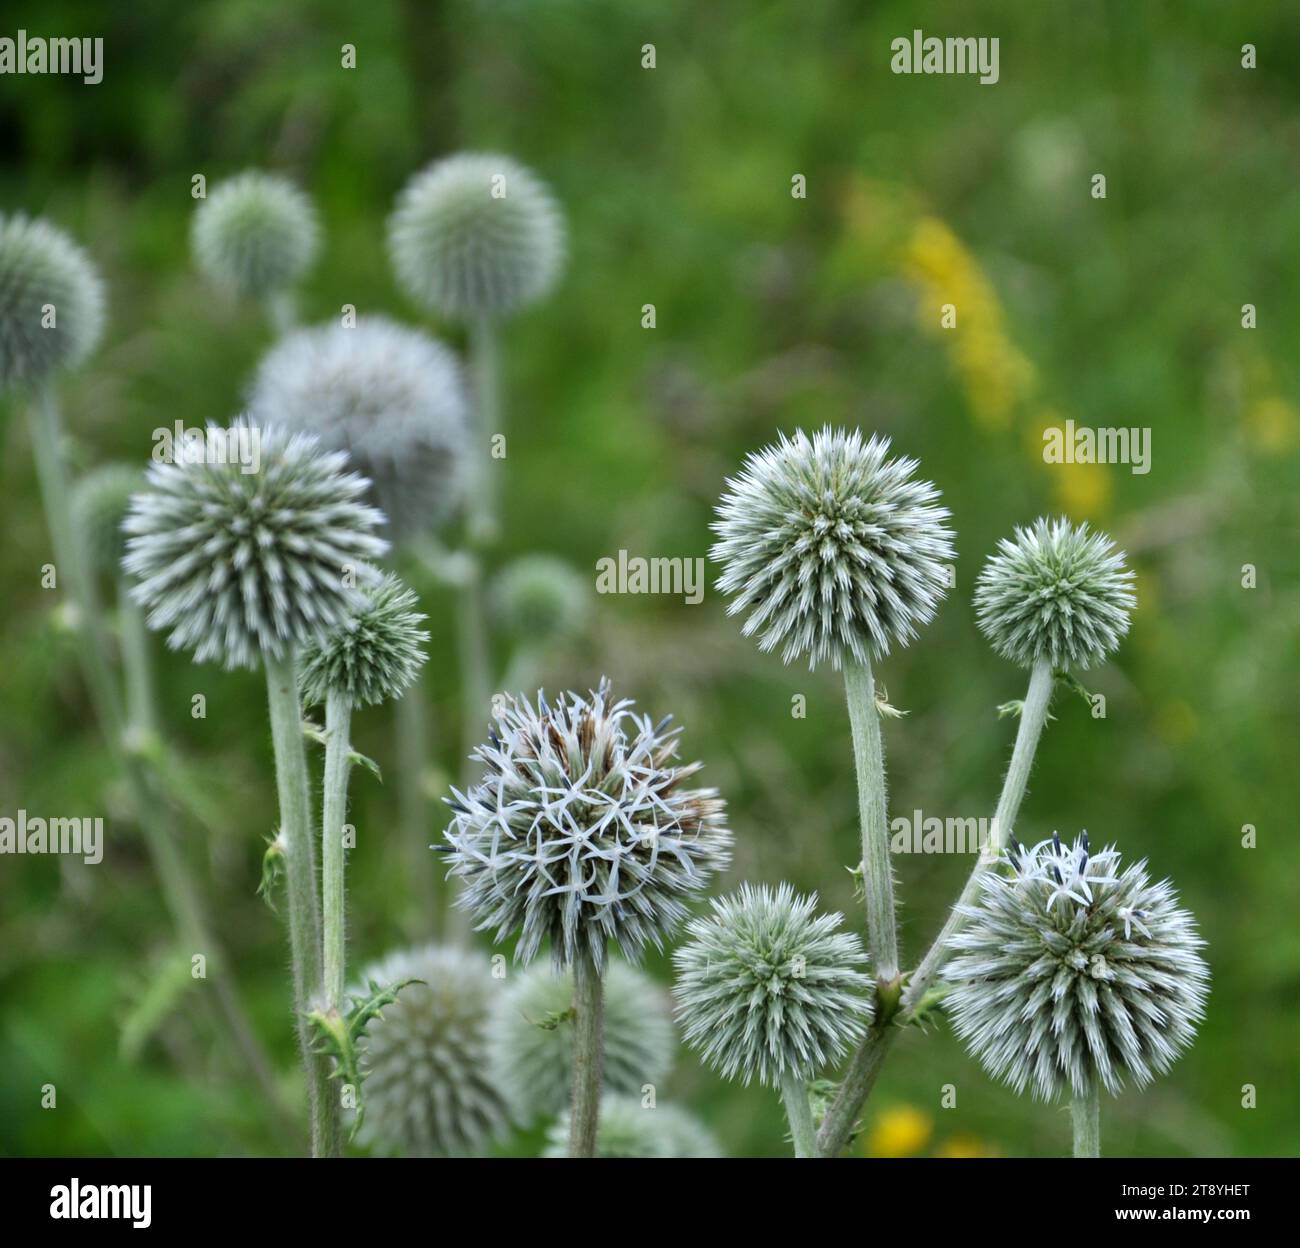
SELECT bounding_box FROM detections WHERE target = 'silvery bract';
[974,517,1136,670]
[712,427,955,670]
[442,680,731,970]
[0,214,105,389]
[249,316,469,543]
[71,463,141,581]
[355,944,512,1158]
[542,1093,721,1159]
[122,422,387,669]
[673,882,873,1087]
[946,833,1209,1100]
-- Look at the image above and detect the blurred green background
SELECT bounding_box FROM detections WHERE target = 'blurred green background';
[2,0,1298,1158]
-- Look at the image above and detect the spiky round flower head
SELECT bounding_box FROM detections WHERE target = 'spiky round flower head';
[543,1093,722,1158]
[490,554,590,645]
[974,517,1136,671]
[443,680,731,971]
[71,463,142,582]
[0,214,105,389]
[122,421,388,670]
[712,427,955,670]
[298,572,428,708]
[387,153,565,321]
[191,171,319,300]
[673,883,873,1088]
[356,944,512,1158]
[946,832,1209,1101]
[249,317,469,543]
[488,959,674,1121]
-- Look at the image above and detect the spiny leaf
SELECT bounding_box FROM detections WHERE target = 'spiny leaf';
[258,835,286,913]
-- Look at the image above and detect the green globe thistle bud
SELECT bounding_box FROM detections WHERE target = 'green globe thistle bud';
[946,833,1209,1100]
[443,680,731,971]
[0,214,105,389]
[490,554,590,645]
[388,153,565,322]
[122,422,388,670]
[488,959,674,1121]
[974,517,1136,671]
[356,944,512,1157]
[673,882,873,1088]
[542,1093,722,1159]
[191,172,319,300]
[298,572,428,708]
[712,427,955,670]
[249,316,469,543]
[71,463,142,582]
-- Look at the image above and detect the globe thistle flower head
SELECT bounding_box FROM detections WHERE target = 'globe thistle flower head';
[712,428,955,670]
[543,1094,722,1159]
[442,680,731,971]
[0,214,105,389]
[488,959,674,1121]
[71,463,142,582]
[673,882,873,1088]
[388,152,565,321]
[355,944,512,1157]
[974,517,1136,670]
[298,572,428,708]
[946,832,1209,1100]
[249,317,469,543]
[122,421,388,670]
[191,171,319,299]
[490,554,590,645]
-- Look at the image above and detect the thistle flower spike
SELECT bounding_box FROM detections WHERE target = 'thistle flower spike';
[974,517,1136,671]
[71,463,142,582]
[543,1093,722,1159]
[490,554,591,645]
[441,679,731,970]
[711,427,956,670]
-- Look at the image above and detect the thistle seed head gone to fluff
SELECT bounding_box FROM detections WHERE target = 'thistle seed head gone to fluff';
[712,427,956,670]
[71,463,142,582]
[191,171,319,300]
[542,1093,722,1159]
[122,421,388,670]
[488,959,675,1121]
[442,680,731,971]
[673,882,873,1088]
[0,214,105,390]
[946,832,1209,1101]
[974,517,1136,671]
[298,572,429,708]
[490,554,591,645]
[387,152,565,322]
[249,316,469,544]
[355,944,512,1158]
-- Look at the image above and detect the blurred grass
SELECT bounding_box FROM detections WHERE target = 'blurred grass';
[1,0,1298,1157]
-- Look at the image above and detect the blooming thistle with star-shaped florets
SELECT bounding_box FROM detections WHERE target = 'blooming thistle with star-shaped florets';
[441,680,731,971]
[974,517,1136,671]
[711,427,955,670]
[946,832,1209,1101]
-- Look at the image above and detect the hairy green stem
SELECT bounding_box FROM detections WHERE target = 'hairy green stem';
[265,650,340,1157]
[117,575,159,745]
[568,949,605,1158]
[816,1024,898,1156]
[780,1069,817,1158]
[394,683,439,936]
[466,316,501,547]
[321,688,353,1013]
[1072,1081,1101,1157]
[456,561,492,788]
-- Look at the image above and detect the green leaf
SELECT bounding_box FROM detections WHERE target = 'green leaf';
[257,835,286,913]
[118,948,196,1062]
[348,748,383,782]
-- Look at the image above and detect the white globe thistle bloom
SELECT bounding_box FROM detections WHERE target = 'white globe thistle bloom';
[356,944,512,1158]
[488,959,674,1121]
[0,214,105,389]
[442,680,731,971]
[946,832,1209,1100]
[191,171,319,300]
[712,427,955,670]
[298,572,428,708]
[122,422,388,669]
[71,463,141,581]
[543,1094,722,1159]
[387,152,565,322]
[249,316,469,543]
[974,517,1136,670]
[673,882,873,1088]
[490,553,590,645]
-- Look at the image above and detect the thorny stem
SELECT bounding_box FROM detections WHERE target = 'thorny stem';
[780,1069,818,1158]
[815,1024,898,1157]
[567,949,606,1158]
[321,688,353,1013]
[466,315,501,547]
[1072,1081,1101,1157]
